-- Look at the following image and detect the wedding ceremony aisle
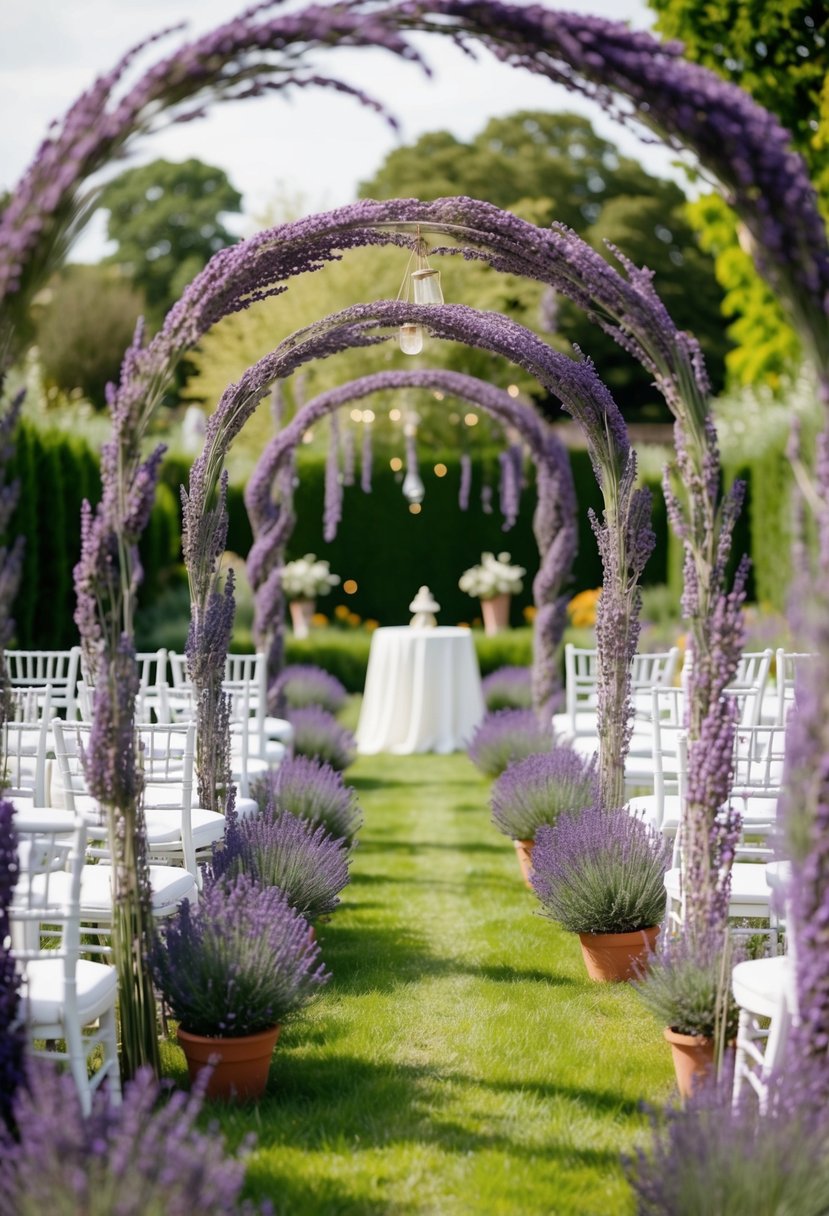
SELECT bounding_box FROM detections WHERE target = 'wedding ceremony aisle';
[180,753,675,1216]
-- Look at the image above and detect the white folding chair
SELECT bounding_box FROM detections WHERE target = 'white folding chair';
[732,953,795,1112]
[626,685,685,834]
[769,649,813,726]
[2,685,53,806]
[727,723,788,859]
[10,812,121,1115]
[6,647,81,720]
[225,652,294,761]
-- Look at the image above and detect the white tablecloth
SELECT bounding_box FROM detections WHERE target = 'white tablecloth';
[356,626,485,755]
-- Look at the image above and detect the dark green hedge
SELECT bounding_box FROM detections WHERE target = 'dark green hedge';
[6,419,790,650]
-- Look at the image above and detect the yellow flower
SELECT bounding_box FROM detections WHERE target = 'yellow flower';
[522,605,537,623]
[567,588,601,628]
[334,604,350,621]
[311,612,328,627]
[347,612,362,627]
[364,619,379,632]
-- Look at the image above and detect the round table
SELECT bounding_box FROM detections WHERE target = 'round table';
[356,626,485,755]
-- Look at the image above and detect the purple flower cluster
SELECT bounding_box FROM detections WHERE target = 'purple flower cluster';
[531,805,669,936]
[459,451,472,512]
[491,747,597,842]
[272,664,347,715]
[481,665,532,712]
[287,707,356,772]
[0,798,23,1130]
[209,807,350,921]
[323,411,343,543]
[361,421,373,494]
[152,871,330,1038]
[498,443,522,531]
[467,709,554,778]
[0,392,25,684]
[633,924,738,1042]
[253,753,361,845]
[0,1061,265,1215]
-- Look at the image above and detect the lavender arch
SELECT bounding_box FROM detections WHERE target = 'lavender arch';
[244,369,579,717]
[188,297,646,809]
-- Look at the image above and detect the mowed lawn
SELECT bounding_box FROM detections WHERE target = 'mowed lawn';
[164,751,675,1216]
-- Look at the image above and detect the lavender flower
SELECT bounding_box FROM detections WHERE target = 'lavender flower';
[459,451,472,512]
[361,420,373,494]
[467,709,555,778]
[481,665,533,712]
[531,806,669,935]
[246,367,577,719]
[0,1061,264,1216]
[273,664,347,714]
[633,926,738,1042]
[287,707,356,772]
[0,799,22,1130]
[628,1078,829,1215]
[208,807,350,921]
[491,748,597,841]
[252,754,362,845]
[498,442,522,531]
[152,871,329,1038]
[323,411,343,543]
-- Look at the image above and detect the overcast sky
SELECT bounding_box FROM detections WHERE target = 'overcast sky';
[0,0,676,258]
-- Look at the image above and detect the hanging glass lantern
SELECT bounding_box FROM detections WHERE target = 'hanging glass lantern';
[396,229,444,356]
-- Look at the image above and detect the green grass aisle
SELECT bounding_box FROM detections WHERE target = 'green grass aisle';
[185,753,675,1215]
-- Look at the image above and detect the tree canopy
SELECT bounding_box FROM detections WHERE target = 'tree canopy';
[649,0,829,388]
[361,110,730,418]
[101,158,242,323]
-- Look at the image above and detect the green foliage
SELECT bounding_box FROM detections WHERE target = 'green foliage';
[33,264,145,408]
[649,0,829,387]
[102,158,242,322]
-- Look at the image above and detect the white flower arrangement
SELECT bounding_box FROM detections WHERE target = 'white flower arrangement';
[459,551,525,600]
[281,554,340,601]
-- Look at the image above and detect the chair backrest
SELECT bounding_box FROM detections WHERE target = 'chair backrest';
[167,651,189,692]
[136,648,170,723]
[727,649,773,727]
[9,813,86,988]
[728,722,788,851]
[2,685,52,804]
[773,649,813,726]
[631,648,681,690]
[6,647,80,718]
[138,720,197,874]
[563,644,599,728]
[647,685,685,830]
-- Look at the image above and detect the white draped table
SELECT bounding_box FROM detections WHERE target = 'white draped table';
[356,626,485,755]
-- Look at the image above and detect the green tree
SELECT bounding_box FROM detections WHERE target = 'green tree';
[648,0,829,387]
[101,158,242,321]
[34,264,145,409]
[361,110,730,418]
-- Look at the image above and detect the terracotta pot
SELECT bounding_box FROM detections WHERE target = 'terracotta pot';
[289,598,315,639]
[513,838,535,888]
[577,924,660,982]
[481,593,511,636]
[663,1028,716,1099]
[177,1024,281,1101]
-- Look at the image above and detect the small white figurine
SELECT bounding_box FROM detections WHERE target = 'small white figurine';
[409,585,440,629]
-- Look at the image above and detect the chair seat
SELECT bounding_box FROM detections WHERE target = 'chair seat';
[33,864,197,917]
[665,862,771,908]
[262,716,295,746]
[143,805,225,849]
[626,794,680,834]
[23,956,118,1026]
[732,955,791,1020]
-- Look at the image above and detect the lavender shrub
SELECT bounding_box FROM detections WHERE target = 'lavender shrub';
[467,709,554,779]
[152,872,329,1038]
[531,806,669,935]
[273,664,347,715]
[491,748,597,842]
[633,927,739,1041]
[0,1061,264,1216]
[288,706,356,771]
[209,807,350,921]
[252,754,361,845]
[481,665,533,712]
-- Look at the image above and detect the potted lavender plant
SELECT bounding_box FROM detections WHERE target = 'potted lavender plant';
[481,665,533,711]
[633,928,739,1098]
[467,709,554,778]
[491,748,597,887]
[287,706,356,770]
[152,873,329,1101]
[252,754,362,846]
[273,664,348,714]
[531,805,669,982]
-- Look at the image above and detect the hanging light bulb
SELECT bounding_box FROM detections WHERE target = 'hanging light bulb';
[396,229,444,356]
[402,468,425,504]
